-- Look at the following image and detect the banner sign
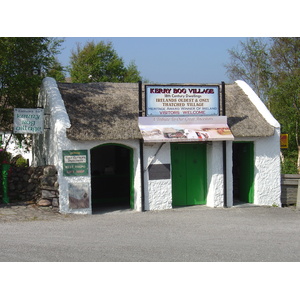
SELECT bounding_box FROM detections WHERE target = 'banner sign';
[62,150,88,176]
[138,116,234,142]
[145,85,219,117]
[14,108,44,134]
[280,134,288,149]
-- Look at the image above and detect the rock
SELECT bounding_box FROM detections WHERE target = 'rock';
[52,198,59,207]
[41,176,57,187]
[37,199,52,207]
[22,174,30,181]
[41,190,55,199]
[43,166,57,176]
[27,183,35,192]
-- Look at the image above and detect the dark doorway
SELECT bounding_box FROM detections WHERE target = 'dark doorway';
[90,144,133,212]
[232,142,254,204]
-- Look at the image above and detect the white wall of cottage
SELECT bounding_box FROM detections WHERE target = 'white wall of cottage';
[34,78,281,214]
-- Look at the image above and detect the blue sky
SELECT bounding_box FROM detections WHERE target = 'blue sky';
[57,37,248,84]
[3,1,296,85]
[2,0,297,85]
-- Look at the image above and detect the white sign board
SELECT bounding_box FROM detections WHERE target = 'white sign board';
[139,116,234,142]
[14,108,44,134]
[145,85,219,116]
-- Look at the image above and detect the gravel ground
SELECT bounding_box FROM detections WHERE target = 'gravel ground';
[0,203,87,222]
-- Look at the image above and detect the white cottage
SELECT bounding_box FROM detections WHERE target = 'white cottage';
[33,77,281,214]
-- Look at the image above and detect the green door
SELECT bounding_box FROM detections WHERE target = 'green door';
[171,143,207,206]
[233,142,254,203]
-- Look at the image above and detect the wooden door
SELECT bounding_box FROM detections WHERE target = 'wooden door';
[171,143,207,206]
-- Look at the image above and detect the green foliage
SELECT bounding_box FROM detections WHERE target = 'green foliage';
[0,37,63,151]
[225,37,300,173]
[268,75,300,153]
[0,150,29,167]
[14,155,28,167]
[69,41,142,83]
[46,58,66,82]
[281,150,298,174]
[124,60,142,83]
[225,38,271,102]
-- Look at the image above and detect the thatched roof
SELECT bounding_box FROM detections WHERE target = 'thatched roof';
[225,82,275,137]
[57,81,275,141]
[57,82,142,140]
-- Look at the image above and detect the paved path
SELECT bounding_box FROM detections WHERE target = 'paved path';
[0,204,300,261]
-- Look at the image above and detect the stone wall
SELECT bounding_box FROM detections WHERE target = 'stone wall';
[3,165,59,207]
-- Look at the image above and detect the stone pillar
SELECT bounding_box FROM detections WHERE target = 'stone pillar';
[37,165,59,207]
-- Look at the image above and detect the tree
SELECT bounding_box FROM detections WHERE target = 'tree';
[225,37,300,173]
[268,38,300,173]
[0,37,63,152]
[124,60,142,83]
[46,58,67,82]
[69,41,142,83]
[224,37,271,102]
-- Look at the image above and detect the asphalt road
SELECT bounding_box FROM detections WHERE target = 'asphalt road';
[1,205,300,262]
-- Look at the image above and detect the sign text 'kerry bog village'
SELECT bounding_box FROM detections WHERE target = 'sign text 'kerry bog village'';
[145,85,220,117]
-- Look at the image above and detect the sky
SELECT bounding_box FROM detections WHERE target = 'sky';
[57,37,248,84]
[3,1,297,85]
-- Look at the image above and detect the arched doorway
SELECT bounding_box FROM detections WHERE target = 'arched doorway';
[90,144,134,212]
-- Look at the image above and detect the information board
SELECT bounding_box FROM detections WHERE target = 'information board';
[145,85,219,117]
[14,108,44,134]
[280,134,289,149]
[62,150,88,176]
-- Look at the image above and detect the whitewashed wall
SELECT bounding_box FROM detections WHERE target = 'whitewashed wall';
[34,78,281,213]
[254,129,281,206]
[143,142,172,210]
[144,141,229,209]
[206,142,226,207]
[227,134,281,207]
[235,80,281,207]
[33,77,142,214]
[54,139,142,214]
[145,81,281,209]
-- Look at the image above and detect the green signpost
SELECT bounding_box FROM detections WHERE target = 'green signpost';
[2,163,10,204]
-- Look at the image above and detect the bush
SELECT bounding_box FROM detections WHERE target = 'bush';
[14,156,28,167]
[281,151,298,174]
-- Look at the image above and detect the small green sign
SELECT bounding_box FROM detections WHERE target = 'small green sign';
[63,150,88,176]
